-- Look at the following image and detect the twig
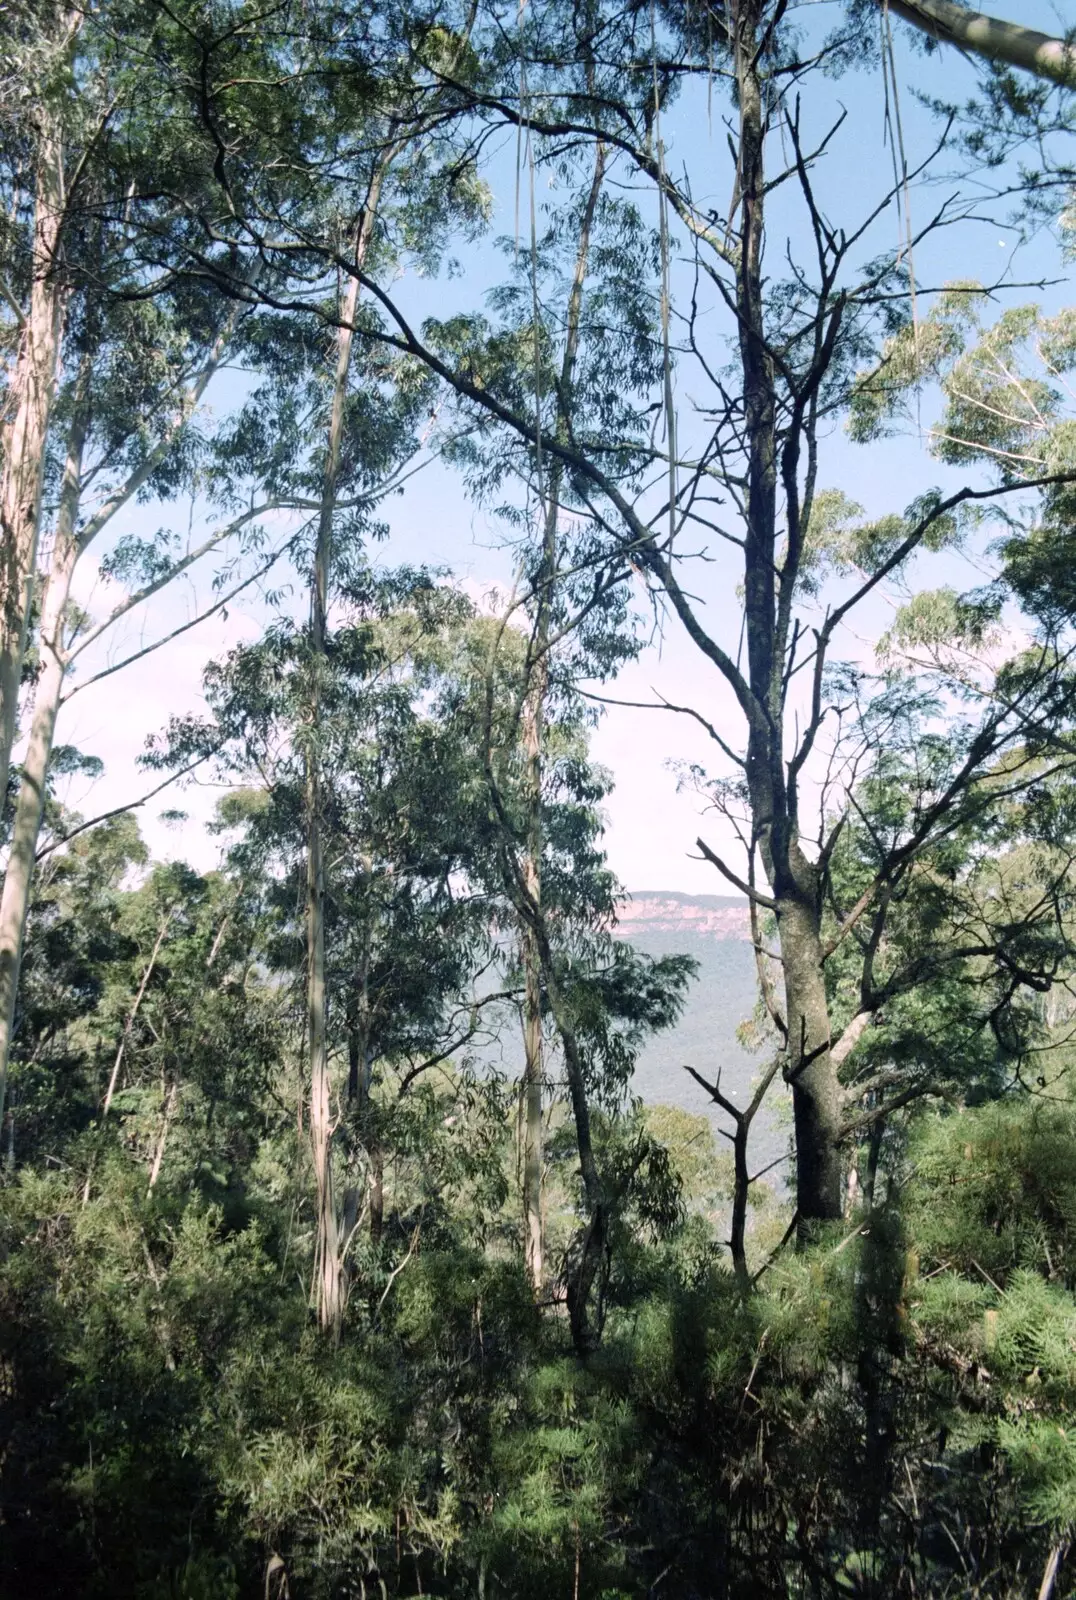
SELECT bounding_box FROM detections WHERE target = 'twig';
[751,1210,800,1285]
[1038,1542,1066,1600]
[376,1219,422,1317]
[37,756,211,860]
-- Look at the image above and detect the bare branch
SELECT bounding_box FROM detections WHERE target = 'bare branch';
[696,837,777,909]
[35,754,211,861]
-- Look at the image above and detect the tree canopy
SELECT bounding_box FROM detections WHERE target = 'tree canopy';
[5,1,1076,1595]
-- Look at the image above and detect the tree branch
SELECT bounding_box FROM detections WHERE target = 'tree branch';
[62,546,286,702]
[65,505,280,664]
[35,754,211,860]
[885,0,1076,87]
[696,837,777,908]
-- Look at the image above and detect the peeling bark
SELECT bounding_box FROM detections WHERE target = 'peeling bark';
[0,109,70,812]
[0,378,87,1127]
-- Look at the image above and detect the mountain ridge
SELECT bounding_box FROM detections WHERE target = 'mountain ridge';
[621,892,788,1187]
[619,889,751,940]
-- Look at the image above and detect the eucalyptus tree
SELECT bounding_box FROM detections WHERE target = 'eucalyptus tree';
[127,0,492,1335]
[0,0,366,1134]
[211,596,510,1257]
[440,131,661,1291]
[89,0,1076,1242]
[387,0,1076,1230]
[92,0,491,1322]
[0,252,379,1136]
[438,600,694,1345]
[6,810,148,1168]
[0,290,250,1130]
[827,726,1076,1175]
[0,0,83,807]
[146,570,496,1326]
[0,0,259,813]
[60,851,287,1208]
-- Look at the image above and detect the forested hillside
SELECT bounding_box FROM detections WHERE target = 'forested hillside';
[5,1,1076,1596]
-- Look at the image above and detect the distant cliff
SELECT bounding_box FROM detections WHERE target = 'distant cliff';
[620,890,788,1188]
[618,891,751,940]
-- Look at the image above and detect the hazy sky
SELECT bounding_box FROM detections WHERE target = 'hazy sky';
[50,1,1076,894]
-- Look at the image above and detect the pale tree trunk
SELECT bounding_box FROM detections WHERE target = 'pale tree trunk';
[519,529,551,1293]
[306,315,350,1333]
[0,381,87,1129]
[147,1079,178,1194]
[517,143,605,1296]
[307,180,382,1335]
[520,733,546,1291]
[0,307,236,1128]
[307,731,343,1334]
[0,110,70,813]
[369,1141,384,1250]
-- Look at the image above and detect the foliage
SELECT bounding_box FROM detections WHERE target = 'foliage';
[7,1,1076,1596]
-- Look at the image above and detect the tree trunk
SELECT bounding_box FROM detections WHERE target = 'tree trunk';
[306,285,353,1333]
[863,1116,885,1211]
[778,895,843,1226]
[0,383,87,1127]
[370,1144,384,1249]
[520,914,545,1290]
[147,1080,178,1194]
[527,915,607,1352]
[82,910,172,1205]
[516,142,605,1297]
[520,691,547,1293]
[729,1115,751,1290]
[0,284,237,1132]
[0,111,69,814]
[306,179,382,1332]
[307,789,344,1332]
[731,1,845,1230]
